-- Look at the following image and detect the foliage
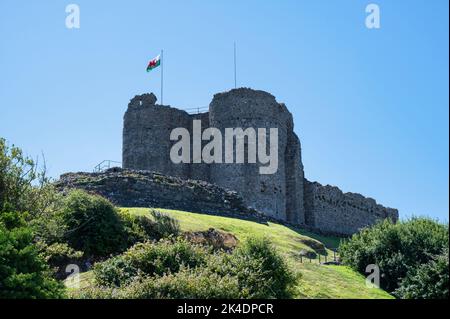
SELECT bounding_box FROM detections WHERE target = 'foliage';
[394,248,449,299]
[119,209,180,247]
[0,138,58,219]
[38,242,84,278]
[117,267,240,299]
[339,218,449,293]
[93,238,208,287]
[0,138,36,213]
[149,209,180,238]
[0,224,65,298]
[60,190,127,257]
[89,236,297,299]
[0,210,28,230]
[209,237,298,298]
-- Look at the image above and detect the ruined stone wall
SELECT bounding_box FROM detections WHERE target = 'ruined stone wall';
[122,88,306,224]
[56,168,267,221]
[188,111,211,182]
[285,125,305,225]
[303,179,399,235]
[122,93,192,178]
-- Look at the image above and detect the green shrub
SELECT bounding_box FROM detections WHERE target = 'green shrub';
[75,267,240,299]
[94,238,208,287]
[0,211,28,230]
[60,190,127,257]
[119,210,179,246]
[28,191,67,245]
[38,242,84,279]
[209,237,298,298]
[395,248,449,299]
[93,254,138,287]
[118,267,240,299]
[339,218,449,293]
[150,210,180,238]
[0,224,65,298]
[89,237,297,299]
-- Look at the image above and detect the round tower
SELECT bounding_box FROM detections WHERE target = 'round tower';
[208,88,294,220]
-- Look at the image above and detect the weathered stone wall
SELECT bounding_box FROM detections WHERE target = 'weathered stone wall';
[122,88,306,224]
[285,126,305,225]
[55,168,268,221]
[122,93,192,178]
[208,89,301,221]
[303,179,398,235]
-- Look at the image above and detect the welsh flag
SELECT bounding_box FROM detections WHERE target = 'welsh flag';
[146,55,161,72]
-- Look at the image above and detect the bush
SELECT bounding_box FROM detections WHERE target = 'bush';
[395,248,449,299]
[0,224,65,298]
[209,237,298,298]
[339,218,449,294]
[119,210,180,247]
[94,238,208,287]
[118,267,240,299]
[88,237,297,299]
[60,190,127,257]
[75,267,240,299]
[38,242,84,279]
[150,210,180,238]
[0,211,28,230]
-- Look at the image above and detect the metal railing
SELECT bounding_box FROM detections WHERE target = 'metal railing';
[182,106,209,114]
[93,160,122,173]
[299,248,340,264]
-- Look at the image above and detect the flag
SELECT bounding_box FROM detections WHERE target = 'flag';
[146,55,161,72]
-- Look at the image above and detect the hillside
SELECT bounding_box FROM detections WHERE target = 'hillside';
[67,207,392,299]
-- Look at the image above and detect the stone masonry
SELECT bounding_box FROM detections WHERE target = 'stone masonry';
[123,89,306,224]
[61,88,398,236]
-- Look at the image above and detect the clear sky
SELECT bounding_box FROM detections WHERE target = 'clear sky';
[0,0,448,222]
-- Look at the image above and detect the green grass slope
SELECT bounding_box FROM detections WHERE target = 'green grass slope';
[67,207,393,299]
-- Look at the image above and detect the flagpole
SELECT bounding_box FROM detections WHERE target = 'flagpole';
[233,42,237,89]
[161,49,164,105]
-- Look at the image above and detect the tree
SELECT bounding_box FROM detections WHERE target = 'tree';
[0,224,65,299]
[395,248,449,299]
[339,218,448,294]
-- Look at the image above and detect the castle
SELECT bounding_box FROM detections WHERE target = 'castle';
[120,88,398,235]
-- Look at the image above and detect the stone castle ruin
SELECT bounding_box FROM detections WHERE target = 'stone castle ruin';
[121,88,398,235]
[58,88,398,236]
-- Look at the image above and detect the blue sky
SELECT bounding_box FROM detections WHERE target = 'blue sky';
[0,0,448,221]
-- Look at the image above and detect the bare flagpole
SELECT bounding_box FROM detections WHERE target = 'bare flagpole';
[234,42,237,89]
[161,49,164,105]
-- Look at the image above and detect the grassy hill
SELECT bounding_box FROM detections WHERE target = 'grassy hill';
[68,207,393,299]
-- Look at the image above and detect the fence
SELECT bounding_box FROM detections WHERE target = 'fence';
[299,248,340,264]
[182,106,209,114]
[93,160,122,173]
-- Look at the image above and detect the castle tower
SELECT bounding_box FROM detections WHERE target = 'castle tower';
[208,88,305,223]
[122,93,192,177]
